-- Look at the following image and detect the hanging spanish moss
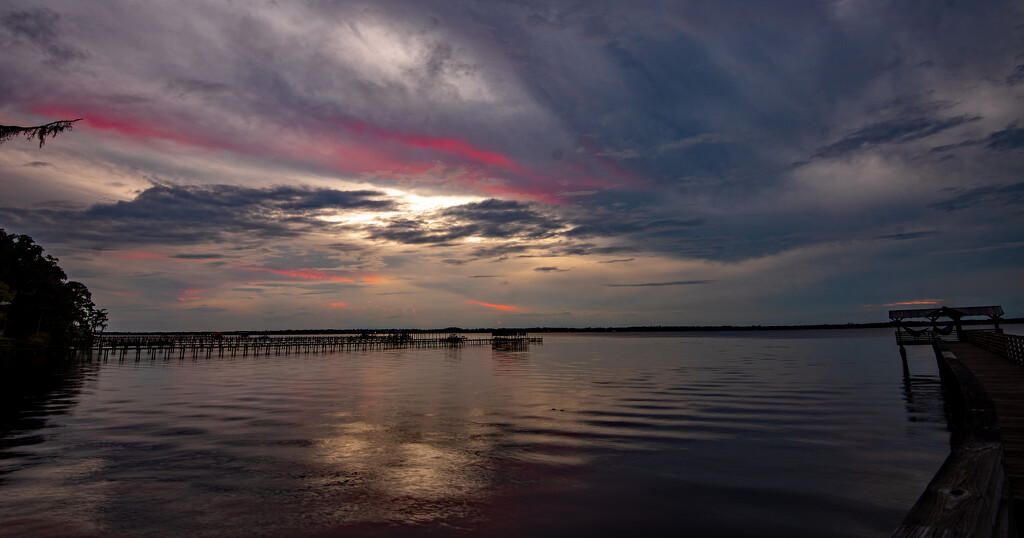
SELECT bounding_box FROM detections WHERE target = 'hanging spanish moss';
[0,119,82,148]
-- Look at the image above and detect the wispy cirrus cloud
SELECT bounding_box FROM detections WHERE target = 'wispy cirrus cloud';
[108,251,224,262]
[605,280,715,288]
[928,182,1024,212]
[812,114,980,159]
[0,7,87,65]
[931,125,1024,154]
[239,267,378,284]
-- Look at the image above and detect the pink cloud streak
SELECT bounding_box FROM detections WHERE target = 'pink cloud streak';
[882,299,943,307]
[465,299,522,312]
[239,266,379,284]
[25,105,644,203]
[177,287,203,302]
[30,105,240,154]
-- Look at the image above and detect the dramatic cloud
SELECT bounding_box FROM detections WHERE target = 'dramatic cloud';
[0,183,395,245]
[0,0,1021,329]
[367,199,569,246]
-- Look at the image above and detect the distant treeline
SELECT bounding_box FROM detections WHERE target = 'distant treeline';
[103,318,1023,336]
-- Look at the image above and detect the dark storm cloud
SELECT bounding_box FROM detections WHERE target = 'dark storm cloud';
[1008,65,1024,86]
[928,182,1024,212]
[440,200,566,238]
[812,115,980,158]
[467,243,533,260]
[367,197,710,262]
[0,184,394,245]
[367,218,472,245]
[465,241,636,261]
[450,0,1018,192]
[875,231,940,241]
[368,199,569,245]
[567,214,705,238]
[985,125,1024,151]
[931,124,1024,153]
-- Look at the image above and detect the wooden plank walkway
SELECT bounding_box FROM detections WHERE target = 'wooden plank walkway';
[946,341,1024,525]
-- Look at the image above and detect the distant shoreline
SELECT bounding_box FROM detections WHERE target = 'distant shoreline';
[102,317,1024,336]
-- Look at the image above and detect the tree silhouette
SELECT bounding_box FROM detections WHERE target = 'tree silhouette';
[0,229,104,344]
[0,119,82,148]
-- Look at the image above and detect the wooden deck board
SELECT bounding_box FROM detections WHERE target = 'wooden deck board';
[946,342,1024,504]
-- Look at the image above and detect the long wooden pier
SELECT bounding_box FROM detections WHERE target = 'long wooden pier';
[82,332,541,361]
[893,329,1024,537]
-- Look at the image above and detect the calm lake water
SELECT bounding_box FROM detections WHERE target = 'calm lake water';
[1,329,951,537]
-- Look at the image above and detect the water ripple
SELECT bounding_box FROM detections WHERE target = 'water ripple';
[0,331,950,537]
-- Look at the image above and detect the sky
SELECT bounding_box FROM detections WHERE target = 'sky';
[1,0,1022,331]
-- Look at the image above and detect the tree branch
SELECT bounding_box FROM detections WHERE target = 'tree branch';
[0,118,83,148]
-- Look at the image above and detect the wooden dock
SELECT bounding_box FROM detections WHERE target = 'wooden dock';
[81,332,542,361]
[893,330,1024,537]
[945,339,1024,526]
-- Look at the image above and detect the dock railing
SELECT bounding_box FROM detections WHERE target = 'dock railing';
[895,328,960,347]
[962,330,1024,367]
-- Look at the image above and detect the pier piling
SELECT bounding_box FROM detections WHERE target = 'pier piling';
[83,332,542,361]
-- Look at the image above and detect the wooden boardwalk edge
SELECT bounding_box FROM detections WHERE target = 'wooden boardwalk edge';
[892,345,1016,537]
[893,443,1009,538]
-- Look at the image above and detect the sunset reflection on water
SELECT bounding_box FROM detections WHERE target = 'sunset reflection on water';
[0,331,950,536]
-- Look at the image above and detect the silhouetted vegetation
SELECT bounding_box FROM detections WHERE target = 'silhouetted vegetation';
[0,229,106,346]
[0,118,81,147]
